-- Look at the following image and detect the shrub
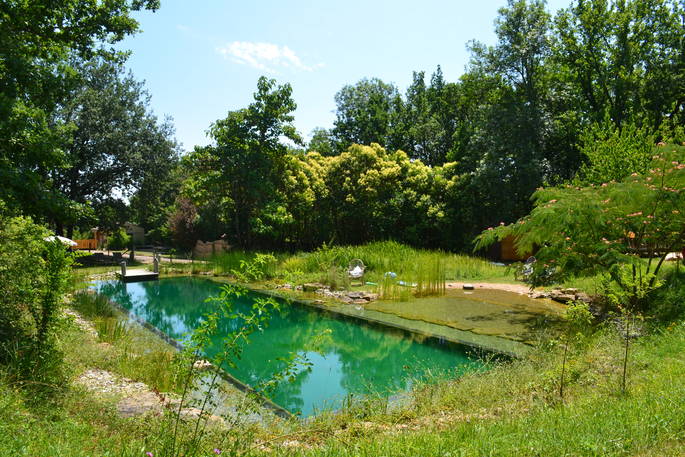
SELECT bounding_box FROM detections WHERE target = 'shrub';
[0,215,74,392]
[106,227,131,250]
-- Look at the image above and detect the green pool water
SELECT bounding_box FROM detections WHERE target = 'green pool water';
[94,277,485,416]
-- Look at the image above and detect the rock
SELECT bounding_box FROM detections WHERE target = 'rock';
[364,293,379,301]
[193,359,212,370]
[313,299,325,305]
[575,292,592,303]
[462,284,475,290]
[352,299,368,305]
[76,369,149,396]
[117,391,165,417]
[551,293,576,303]
[561,288,578,295]
[347,291,365,299]
[303,283,327,292]
[529,291,550,299]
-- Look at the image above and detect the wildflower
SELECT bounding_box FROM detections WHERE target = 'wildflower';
[214,449,222,455]
[627,212,642,217]
[565,237,571,241]
[499,222,505,226]
[628,231,635,239]
[146,453,153,457]
[548,199,557,203]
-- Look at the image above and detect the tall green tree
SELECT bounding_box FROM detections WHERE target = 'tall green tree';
[0,0,159,220]
[183,77,302,248]
[50,58,179,236]
[331,78,400,152]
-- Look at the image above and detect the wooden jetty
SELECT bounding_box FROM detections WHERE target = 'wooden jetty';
[118,269,159,283]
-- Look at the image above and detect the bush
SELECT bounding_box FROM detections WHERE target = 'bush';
[106,227,131,250]
[0,215,74,392]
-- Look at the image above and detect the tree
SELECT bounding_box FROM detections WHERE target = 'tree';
[50,58,179,236]
[183,77,302,247]
[307,127,336,156]
[0,0,160,221]
[554,0,685,130]
[331,78,400,152]
[475,143,685,314]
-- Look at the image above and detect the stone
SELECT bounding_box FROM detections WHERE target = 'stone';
[575,292,592,303]
[352,299,368,305]
[313,299,325,305]
[303,283,327,292]
[561,288,578,295]
[347,291,365,299]
[193,359,212,370]
[462,284,475,290]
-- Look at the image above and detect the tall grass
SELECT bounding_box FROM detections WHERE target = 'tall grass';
[414,256,446,297]
[205,241,511,297]
[279,241,511,282]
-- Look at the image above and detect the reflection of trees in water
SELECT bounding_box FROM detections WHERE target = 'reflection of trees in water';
[96,278,475,414]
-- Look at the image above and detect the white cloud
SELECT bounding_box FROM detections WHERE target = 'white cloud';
[217,41,323,73]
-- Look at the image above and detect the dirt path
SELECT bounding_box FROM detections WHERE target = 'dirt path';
[445,281,534,295]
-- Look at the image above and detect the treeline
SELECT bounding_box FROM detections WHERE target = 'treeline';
[2,0,684,253]
[171,0,685,251]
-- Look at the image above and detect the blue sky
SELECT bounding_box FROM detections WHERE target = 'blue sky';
[119,0,573,151]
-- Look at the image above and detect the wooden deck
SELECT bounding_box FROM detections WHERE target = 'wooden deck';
[118,269,159,283]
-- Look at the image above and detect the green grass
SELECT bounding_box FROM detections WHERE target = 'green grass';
[68,290,183,393]
[4,317,685,456]
[203,241,513,289]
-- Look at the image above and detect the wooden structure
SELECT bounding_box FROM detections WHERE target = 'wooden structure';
[118,259,159,283]
[499,235,533,262]
[73,227,107,251]
[74,238,97,250]
[118,269,159,283]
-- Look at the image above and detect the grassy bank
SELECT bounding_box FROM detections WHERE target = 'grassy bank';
[3,283,685,456]
[158,241,515,287]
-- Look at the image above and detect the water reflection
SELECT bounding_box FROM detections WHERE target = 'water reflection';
[95,277,482,416]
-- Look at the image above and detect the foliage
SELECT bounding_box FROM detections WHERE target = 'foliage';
[475,143,685,313]
[230,253,278,282]
[50,57,180,236]
[182,77,301,248]
[0,215,75,391]
[0,0,159,222]
[331,78,401,153]
[577,120,656,185]
[106,228,131,251]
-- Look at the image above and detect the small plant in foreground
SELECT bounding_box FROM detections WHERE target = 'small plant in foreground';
[152,284,319,457]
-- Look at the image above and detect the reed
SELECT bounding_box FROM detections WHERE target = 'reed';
[95,317,130,343]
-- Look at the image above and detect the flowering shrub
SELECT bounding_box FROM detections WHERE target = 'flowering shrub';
[475,144,685,313]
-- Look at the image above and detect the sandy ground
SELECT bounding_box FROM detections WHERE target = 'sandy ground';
[445,281,534,295]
